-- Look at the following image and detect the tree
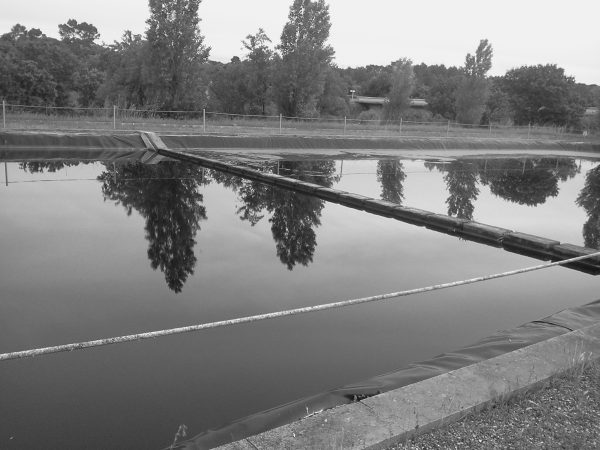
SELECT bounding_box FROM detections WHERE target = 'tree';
[413,63,461,119]
[145,0,210,110]
[242,28,273,115]
[1,22,106,108]
[98,31,149,108]
[362,69,392,97]
[0,25,79,106]
[455,39,493,124]
[58,19,100,44]
[2,24,28,41]
[501,64,584,127]
[10,59,57,105]
[382,58,414,121]
[209,59,252,114]
[273,0,335,117]
[317,67,349,116]
[463,39,493,78]
[483,77,513,124]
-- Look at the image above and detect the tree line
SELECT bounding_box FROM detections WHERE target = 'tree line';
[1,0,599,129]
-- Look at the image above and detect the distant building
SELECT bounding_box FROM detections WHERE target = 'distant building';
[584,107,599,116]
[349,95,428,111]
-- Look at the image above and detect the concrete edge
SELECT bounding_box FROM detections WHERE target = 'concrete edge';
[216,321,600,449]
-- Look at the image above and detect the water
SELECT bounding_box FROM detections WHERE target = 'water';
[1,155,599,449]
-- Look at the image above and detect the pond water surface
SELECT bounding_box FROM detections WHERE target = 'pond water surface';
[1,154,600,449]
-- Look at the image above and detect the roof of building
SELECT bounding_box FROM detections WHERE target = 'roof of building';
[350,95,428,107]
[585,107,599,116]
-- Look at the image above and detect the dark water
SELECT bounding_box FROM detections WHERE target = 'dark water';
[1,156,600,449]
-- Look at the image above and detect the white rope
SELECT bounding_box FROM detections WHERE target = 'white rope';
[2,251,599,362]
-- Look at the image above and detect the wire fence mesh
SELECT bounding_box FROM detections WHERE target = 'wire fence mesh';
[1,101,593,141]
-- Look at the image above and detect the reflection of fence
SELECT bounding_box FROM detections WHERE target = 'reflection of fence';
[0,101,592,141]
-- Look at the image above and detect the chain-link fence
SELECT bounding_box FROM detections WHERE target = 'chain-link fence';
[1,101,593,141]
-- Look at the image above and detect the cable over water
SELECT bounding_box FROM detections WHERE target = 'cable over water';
[1,251,600,362]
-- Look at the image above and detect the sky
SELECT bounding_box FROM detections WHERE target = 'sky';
[1,0,599,85]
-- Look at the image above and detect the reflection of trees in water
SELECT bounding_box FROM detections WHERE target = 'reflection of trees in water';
[270,187,324,269]
[425,157,579,218]
[19,161,89,173]
[377,160,406,205]
[444,161,479,220]
[478,158,579,206]
[98,162,208,293]
[214,160,336,270]
[425,160,479,220]
[577,165,600,249]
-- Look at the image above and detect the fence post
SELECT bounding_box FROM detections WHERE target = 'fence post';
[399,117,403,135]
[446,120,450,137]
[489,121,492,136]
[344,116,347,135]
[279,114,282,134]
[113,105,117,130]
[528,122,531,139]
[2,100,5,129]
[203,109,206,133]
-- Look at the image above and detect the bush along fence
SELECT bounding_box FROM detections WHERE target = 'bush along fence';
[1,100,593,141]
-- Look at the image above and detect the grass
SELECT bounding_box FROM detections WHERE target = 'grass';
[390,359,600,449]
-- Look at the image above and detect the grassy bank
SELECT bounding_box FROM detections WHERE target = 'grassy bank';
[2,110,597,143]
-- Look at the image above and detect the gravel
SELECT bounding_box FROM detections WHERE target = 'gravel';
[389,360,600,449]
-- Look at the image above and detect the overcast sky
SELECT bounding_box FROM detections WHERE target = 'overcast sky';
[1,0,599,85]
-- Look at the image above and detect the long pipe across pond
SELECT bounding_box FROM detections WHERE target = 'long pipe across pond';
[140,132,600,275]
[2,249,600,362]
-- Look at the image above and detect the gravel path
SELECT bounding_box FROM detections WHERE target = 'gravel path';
[389,360,600,449]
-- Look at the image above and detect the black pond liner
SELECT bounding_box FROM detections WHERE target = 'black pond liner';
[0,131,147,161]
[2,130,599,153]
[161,134,600,152]
[175,298,600,449]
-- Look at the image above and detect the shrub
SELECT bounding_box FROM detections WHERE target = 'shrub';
[357,109,381,123]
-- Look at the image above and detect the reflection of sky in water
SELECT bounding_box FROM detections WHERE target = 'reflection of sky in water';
[1,157,600,449]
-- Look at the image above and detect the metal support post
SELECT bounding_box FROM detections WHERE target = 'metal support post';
[279,114,282,134]
[446,120,450,137]
[344,116,346,135]
[113,105,117,130]
[2,100,5,129]
[4,162,7,187]
[399,117,403,135]
[203,109,206,133]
